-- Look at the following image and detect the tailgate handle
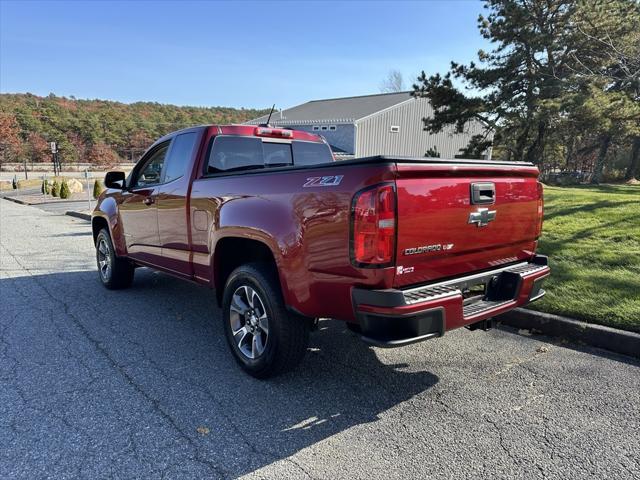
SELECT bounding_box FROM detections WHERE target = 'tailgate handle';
[470,182,495,205]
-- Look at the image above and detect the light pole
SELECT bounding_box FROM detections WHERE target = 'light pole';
[50,142,58,176]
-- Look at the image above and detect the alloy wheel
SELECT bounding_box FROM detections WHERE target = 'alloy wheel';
[229,285,269,359]
[97,238,112,282]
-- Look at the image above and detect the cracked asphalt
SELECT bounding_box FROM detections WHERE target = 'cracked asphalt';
[1,198,639,480]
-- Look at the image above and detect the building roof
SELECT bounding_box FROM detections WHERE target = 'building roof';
[246,91,413,125]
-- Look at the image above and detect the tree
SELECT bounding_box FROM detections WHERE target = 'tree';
[626,138,640,181]
[413,0,640,172]
[127,130,153,161]
[86,141,120,166]
[93,179,104,199]
[564,0,640,183]
[0,114,23,164]
[51,180,59,197]
[414,0,584,163]
[66,132,88,164]
[380,70,405,93]
[59,180,70,199]
[425,146,441,158]
[0,93,269,166]
[27,132,49,163]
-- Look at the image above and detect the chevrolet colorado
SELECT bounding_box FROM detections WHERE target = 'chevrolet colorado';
[92,124,549,378]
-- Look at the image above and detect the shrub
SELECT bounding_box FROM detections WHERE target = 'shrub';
[51,180,60,197]
[92,179,104,199]
[59,180,71,199]
[425,146,441,158]
[41,179,50,194]
[601,170,626,184]
[12,176,17,190]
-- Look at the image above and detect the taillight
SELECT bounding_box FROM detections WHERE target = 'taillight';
[536,181,544,238]
[351,183,396,267]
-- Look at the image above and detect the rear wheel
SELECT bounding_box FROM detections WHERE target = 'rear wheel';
[96,228,134,289]
[222,263,309,378]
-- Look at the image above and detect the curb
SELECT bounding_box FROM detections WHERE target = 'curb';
[498,308,640,359]
[65,211,91,221]
[0,195,28,205]
[1,196,87,206]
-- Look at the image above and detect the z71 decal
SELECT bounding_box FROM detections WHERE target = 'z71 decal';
[303,175,344,188]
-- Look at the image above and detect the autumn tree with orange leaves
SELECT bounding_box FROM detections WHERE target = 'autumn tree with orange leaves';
[0,114,23,165]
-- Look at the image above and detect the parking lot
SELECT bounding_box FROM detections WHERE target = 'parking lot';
[1,198,639,479]
[1,186,96,215]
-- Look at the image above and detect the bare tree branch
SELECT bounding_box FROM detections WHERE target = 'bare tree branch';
[379,70,405,93]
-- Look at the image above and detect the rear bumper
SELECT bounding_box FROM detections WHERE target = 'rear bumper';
[352,255,550,347]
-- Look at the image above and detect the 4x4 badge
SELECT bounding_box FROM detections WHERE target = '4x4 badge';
[468,208,496,227]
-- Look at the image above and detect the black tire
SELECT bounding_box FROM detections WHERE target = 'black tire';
[222,263,309,378]
[95,228,134,290]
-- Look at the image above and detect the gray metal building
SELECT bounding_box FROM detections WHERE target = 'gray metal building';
[247,92,492,159]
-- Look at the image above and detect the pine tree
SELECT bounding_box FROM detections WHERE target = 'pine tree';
[51,180,59,197]
[413,0,640,173]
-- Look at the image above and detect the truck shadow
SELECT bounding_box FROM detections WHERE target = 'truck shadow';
[2,267,439,478]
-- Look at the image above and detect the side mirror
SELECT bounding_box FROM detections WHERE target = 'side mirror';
[104,171,126,189]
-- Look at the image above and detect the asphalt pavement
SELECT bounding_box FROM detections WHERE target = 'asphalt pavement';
[1,198,639,480]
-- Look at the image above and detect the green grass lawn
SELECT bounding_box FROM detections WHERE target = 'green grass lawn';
[530,184,640,333]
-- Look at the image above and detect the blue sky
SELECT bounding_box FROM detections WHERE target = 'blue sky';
[1,1,487,109]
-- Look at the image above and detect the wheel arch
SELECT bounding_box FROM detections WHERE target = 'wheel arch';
[91,216,109,245]
[212,236,286,307]
[91,196,127,256]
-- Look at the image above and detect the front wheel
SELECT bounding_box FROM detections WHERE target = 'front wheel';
[96,228,134,289]
[222,263,309,378]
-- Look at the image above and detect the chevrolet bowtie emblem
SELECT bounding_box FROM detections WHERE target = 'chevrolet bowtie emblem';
[468,207,496,227]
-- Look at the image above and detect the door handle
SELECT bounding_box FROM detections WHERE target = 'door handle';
[143,197,155,206]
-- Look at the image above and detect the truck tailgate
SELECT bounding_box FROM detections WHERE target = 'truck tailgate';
[393,161,542,288]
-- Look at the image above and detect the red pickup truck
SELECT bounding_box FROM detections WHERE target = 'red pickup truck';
[92,124,549,378]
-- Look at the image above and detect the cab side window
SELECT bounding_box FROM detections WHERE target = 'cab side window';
[134,143,170,188]
[207,136,262,173]
[163,132,198,183]
[292,141,333,166]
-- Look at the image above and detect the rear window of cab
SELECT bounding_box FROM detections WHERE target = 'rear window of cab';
[206,136,333,173]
